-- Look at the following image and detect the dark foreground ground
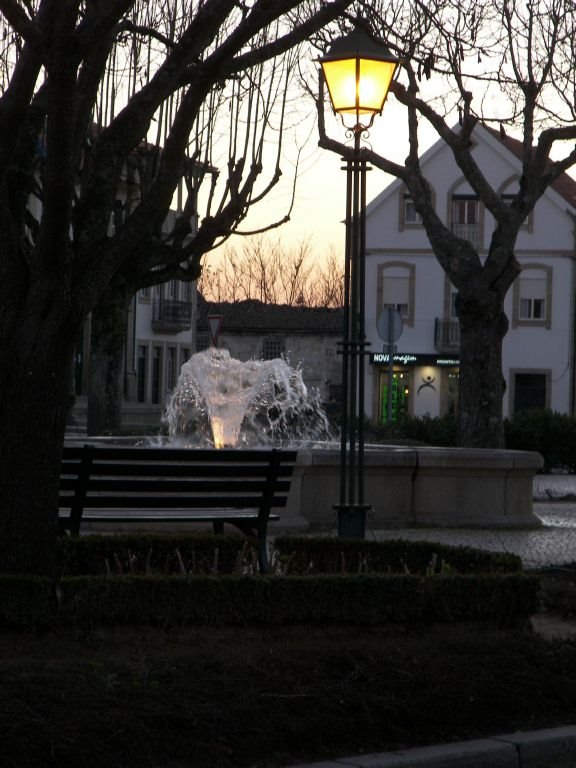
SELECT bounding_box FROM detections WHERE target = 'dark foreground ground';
[1,615,576,768]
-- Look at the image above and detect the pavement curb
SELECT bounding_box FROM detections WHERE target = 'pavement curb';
[284,725,576,768]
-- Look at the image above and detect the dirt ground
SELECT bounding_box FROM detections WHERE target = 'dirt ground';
[1,617,576,768]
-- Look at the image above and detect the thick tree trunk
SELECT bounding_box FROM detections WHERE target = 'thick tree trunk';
[86,288,131,436]
[0,335,73,575]
[457,290,508,448]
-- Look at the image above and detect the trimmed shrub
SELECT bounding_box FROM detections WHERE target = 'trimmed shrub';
[364,414,458,446]
[0,573,539,631]
[273,536,522,575]
[504,409,576,472]
[0,575,56,629]
[0,535,530,633]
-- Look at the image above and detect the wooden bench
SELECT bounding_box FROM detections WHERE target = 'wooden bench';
[59,444,298,572]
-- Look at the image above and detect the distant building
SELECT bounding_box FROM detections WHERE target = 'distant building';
[195,295,343,404]
[363,123,576,422]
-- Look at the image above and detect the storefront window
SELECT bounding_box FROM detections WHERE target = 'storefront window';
[379,370,410,422]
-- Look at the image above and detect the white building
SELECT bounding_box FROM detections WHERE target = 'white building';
[364,124,576,423]
[71,146,198,429]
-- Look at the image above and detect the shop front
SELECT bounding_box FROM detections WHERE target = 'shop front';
[370,352,460,422]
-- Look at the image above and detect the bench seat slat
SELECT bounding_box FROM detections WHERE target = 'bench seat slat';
[60,495,290,509]
[61,512,280,523]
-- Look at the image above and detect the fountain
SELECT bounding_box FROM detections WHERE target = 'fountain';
[161,347,544,530]
[164,347,335,448]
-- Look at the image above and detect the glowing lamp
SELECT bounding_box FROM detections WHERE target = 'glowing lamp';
[319,29,399,127]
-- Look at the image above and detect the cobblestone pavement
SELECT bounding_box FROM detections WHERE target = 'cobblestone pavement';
[369,475,576,570]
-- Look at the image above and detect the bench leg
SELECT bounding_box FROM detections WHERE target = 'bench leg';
[212,520,270,574]
[257,537,270,574]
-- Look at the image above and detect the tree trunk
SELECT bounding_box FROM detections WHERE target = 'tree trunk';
[86,287,131,436]
[457,289,508,448]
[0,334,73,576]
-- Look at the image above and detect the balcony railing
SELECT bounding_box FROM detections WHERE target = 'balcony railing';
[152,299,192,333]
[451,222,480,248]
[434,318,460,350]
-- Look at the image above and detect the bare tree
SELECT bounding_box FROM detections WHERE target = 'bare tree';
[198,236,344,306]
[317,0,576,447]
[0,0,354,575]
[86,10,304,435]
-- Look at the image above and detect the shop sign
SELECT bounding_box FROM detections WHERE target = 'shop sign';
[370,352,460,367]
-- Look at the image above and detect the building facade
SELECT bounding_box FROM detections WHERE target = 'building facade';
[363,124,576,423]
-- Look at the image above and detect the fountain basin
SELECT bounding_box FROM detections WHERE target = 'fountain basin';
[282,446,544,530]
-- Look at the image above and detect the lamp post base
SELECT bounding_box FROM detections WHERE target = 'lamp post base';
[333,504,373,539]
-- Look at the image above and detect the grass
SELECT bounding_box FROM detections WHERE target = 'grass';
[1,600,576,768]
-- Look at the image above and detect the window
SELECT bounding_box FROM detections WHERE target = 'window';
[451,195,480,247]
[166,280,177,300]
[498,175,532,231]
[452,196,478,225]
[383,277,409,318]
[520,295,545,320]
[166,347,176,392]
[403,194,422,225]
[181,281,193,302]
[262,336,285,360]
[450,288,460,319]
[137,345,147,403]
[151,347,162,404]
[377,263,415,326]
[399,186,433,230]
[514,373,547,412]
[501,193,530,231]
[512,266,551,328]
[519,275,546,320]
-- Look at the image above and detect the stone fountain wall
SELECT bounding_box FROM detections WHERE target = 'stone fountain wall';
[281,446,544,531]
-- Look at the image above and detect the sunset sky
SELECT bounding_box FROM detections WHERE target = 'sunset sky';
[203,85,439,268]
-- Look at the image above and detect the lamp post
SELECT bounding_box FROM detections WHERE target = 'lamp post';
[319,29,399,538]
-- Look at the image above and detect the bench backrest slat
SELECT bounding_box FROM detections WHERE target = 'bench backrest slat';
[60,445,297,522]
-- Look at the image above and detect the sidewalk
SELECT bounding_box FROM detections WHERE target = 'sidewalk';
[363,474,576,570]
[285,725,576,768]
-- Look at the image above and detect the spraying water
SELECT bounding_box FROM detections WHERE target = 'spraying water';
[164,347,335,448]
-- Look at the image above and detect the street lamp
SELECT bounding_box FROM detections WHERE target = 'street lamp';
[319,29,400,538]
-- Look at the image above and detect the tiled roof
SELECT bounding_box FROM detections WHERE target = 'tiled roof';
[197,295,343,334]
[483,124,576,208]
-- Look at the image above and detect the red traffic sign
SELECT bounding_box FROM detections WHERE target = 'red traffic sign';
[207,314,224,346]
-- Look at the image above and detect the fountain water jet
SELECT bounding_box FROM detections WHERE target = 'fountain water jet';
[164,347,335,448]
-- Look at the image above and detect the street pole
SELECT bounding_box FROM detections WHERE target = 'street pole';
[318,27,401,539]
[335,128,371,538]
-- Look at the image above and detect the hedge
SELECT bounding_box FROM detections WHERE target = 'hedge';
[361,409,576,473]
[504,409,576,473]
[0,534,530,632]
[0,572,539,631]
